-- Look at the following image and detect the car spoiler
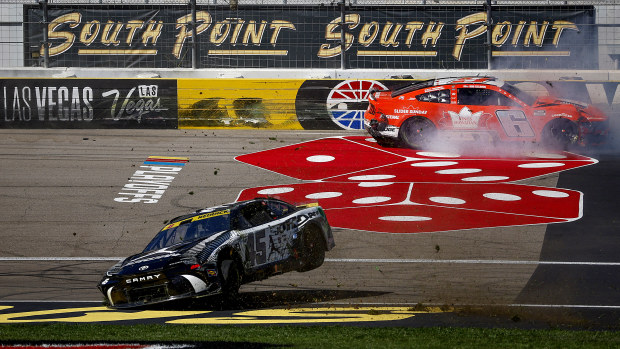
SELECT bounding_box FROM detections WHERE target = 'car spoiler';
[368,87,391,101]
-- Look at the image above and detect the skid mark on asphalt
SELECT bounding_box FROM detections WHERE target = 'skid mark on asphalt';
[236,136,597,234]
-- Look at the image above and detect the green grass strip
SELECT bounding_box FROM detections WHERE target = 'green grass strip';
[1,324,620,348]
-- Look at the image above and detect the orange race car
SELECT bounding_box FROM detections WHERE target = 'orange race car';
[364,77,608,149]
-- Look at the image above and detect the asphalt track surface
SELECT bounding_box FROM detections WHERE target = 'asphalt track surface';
[0,129,618,328]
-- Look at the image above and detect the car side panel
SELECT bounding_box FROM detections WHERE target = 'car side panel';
[238,214,300,273]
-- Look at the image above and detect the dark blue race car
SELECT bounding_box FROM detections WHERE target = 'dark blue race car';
[98,198,334,308]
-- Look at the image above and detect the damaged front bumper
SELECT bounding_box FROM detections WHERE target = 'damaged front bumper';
[98,271,221,309]
[578,119,609,146]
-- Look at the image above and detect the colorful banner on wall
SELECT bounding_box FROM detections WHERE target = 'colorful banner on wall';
[23,5,596,69]
[0,79,178,128]
[3,77,618,130]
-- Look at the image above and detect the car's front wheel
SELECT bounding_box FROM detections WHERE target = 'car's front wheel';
[398,116,437,149]
[542,118,578,150]
[219,257,241,299]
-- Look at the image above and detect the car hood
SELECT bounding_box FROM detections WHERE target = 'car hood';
[534,96,588,108]
[109,230,231,276]
[533,96,607,120]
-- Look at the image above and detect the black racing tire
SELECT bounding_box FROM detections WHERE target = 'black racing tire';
[541,118,579,150]
[297,226,326,272]
[398,116,437,149]
[219,257,241,300]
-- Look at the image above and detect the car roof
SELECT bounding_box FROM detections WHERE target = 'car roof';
[434,76,505,87]
[390,76,506,98]
[168,198,288,223]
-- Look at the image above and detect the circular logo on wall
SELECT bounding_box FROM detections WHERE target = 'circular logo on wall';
[326,80,388,130]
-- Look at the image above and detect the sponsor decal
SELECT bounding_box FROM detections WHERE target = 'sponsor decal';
[24,6,594,69]
[114,156,188,204]
[101,84,168,123]
[553,113,574,118]
[0,79,177,128]
[424,86,445,93]
[125,273,161,284]
[446,107,483,129]
[207,270,217,276]
[394,106,428,115]
[162,209,230,231]
[326,80,388,130]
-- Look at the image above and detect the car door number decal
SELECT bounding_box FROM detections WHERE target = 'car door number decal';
[247,218,297,267]
[248,229,267,266]
[496,110,535,137]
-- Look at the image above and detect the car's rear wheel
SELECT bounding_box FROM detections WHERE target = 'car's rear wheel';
[542,118,578,150]
[297,226,325,272]
[398,116,437,149]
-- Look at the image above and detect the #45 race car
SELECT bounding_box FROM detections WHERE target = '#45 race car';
[364,76,608,149]
[98,198,334,308]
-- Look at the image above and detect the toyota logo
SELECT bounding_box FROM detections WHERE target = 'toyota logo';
[139,265,149,271]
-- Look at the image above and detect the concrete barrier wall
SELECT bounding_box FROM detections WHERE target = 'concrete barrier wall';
[2,74,619,130]
[177,79,303,129]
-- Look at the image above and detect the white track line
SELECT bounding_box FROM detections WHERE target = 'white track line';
[0,257,123,261]
[326,302,620,309]
[325,258,620,266]
[0,257,619,266]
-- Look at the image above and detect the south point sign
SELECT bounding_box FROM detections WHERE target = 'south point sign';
[318,12,579,60]
[25,5,595,69]
[40,11,296,59]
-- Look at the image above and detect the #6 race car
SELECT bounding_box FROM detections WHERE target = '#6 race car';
[98,198,334,309]
[364,76,608,149]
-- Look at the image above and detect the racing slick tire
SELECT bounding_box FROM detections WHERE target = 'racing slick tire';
[542,118,579,150]
[297,225,326,272]
[398,116,437,149]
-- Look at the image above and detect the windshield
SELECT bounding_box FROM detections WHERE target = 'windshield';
[143,210,231,252]
[501,83,536,106]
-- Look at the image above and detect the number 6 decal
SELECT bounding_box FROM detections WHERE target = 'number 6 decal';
[496,110,535,137]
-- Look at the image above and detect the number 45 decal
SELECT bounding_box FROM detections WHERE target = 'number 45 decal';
[496,110,535,137]
[248,229,267,266]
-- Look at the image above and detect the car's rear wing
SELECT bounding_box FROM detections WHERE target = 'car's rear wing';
[368,87,391,101]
